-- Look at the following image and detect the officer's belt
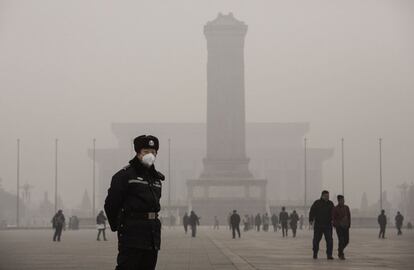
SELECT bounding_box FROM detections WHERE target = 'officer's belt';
[127,212,158,220]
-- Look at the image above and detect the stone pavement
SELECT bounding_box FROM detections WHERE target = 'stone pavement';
[0,227,413,270]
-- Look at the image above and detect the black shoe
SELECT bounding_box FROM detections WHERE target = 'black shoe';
[339,255,345,260]
[327,256,334,260]
[313,254,318,259]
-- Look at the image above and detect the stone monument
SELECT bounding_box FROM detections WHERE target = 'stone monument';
[187,13,267,224]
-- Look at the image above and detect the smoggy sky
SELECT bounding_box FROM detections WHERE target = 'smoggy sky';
[0,0,413,209]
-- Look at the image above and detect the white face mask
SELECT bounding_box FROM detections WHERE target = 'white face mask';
[141,153,156,167]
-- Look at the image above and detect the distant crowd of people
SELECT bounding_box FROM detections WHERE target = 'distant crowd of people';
[49,190,411,262]
[377,209,409,238]
[50,209,109,242]
[182,210,200,237]
[214,208,304,239]
[49,201,412,249]
[177,190,411,261]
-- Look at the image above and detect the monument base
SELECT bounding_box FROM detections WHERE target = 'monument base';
[187,178,267,225]
[189,198,267,225]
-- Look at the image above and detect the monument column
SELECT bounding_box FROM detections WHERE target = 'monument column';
[202,12,251,178]
[187,13,267,224]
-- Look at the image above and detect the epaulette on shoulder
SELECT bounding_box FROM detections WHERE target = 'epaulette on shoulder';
[122,164,131,171]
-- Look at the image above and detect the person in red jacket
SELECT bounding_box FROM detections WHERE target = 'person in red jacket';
[332,195,351,260]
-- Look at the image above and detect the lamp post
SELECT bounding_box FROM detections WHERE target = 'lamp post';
[341,138,345,196]
[54,138,58,213]
[379,138,383,210]
[92,138,96,217]
[16,139,20,227]
[304,137,307,216]
[168,138,171,227]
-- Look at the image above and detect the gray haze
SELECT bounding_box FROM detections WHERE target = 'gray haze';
[1,0,413,210]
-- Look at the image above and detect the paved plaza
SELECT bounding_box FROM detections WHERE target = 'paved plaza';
[0,227,413,270]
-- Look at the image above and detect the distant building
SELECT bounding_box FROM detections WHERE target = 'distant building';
[0,186,26,226]
[91,122,332,212]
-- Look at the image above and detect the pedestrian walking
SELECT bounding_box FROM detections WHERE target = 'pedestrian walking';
[183,212,189,234]
[378,210,387,239]
[332,195,351,260]
[279,207,289,237]
[51,209,65,242]
[289,210,299,237]
[213,216,219,230]
[96,210,108,241]
[255,213,262,232]
[230,210,241,239]
[189,210,200,237]
[309,190,334,260]
[395,211,404,236]
[271,213,278,232]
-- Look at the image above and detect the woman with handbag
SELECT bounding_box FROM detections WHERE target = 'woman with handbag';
[96,210,108,241]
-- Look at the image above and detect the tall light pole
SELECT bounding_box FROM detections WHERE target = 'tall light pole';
[16,139,20,227]
[168,138,171,226]
[341,138,345,196]
[304,137,307,216]
[92,138,96,217]
[54,138,58,213]
[379,138,383,210]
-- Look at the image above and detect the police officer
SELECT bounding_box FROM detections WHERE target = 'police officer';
[105,135,165,270]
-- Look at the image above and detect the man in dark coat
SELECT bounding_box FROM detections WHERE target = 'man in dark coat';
[289,210,299,237]
[309,190,334,260]
[378,209,387,239]
[189,210,200,237]
[52,209,65,242]
[279,207,289,237]
[395,211,404,235]
[230,210,241,239]
[104,135,165,270]
[332,195,351,260]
